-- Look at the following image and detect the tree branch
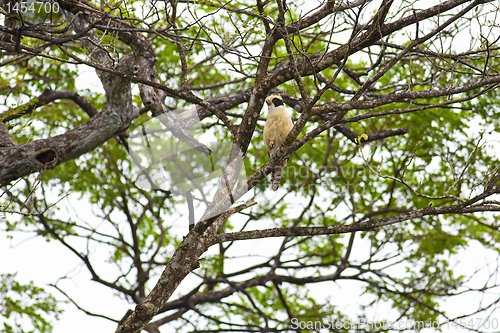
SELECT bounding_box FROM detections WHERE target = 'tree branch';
[212,203,500,244]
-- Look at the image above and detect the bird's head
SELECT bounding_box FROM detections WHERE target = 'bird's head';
[265,95,284,111]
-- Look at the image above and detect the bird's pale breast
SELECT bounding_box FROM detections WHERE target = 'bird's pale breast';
[263,109,293,156]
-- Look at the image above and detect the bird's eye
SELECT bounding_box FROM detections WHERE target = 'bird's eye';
[272,98,284,106]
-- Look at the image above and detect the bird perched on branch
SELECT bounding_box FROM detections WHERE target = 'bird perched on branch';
[263,95,294,191]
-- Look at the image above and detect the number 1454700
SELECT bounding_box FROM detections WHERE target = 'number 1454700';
[5,1,60,14]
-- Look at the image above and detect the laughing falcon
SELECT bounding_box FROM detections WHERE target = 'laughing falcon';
[263,95,294,191]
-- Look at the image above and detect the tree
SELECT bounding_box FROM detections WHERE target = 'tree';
[1,0,500,332]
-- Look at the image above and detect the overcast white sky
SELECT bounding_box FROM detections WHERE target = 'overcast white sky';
[3,214,500,332]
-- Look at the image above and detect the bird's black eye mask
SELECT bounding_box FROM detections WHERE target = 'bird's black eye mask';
[272,98,284,106]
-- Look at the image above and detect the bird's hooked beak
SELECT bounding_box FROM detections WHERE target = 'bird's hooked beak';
[265,99,271,106]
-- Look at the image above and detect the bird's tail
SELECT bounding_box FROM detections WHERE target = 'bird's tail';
[271,162,287,191]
